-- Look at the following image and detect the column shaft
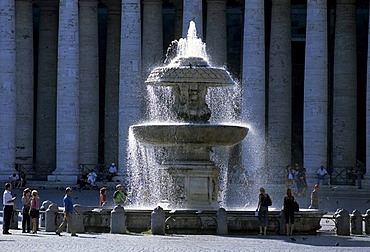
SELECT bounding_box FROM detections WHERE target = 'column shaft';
[104,0,121,165]
[304,0,328,178]
[51,0,80,182]
[15,0,34,165]
[366,1,370,178]
[119,0,142,177]
[332,0,357,168]
[206,0,227,67]
[267,0,291,179]
[241,0,266,172]
[79,0,99,165]
[0,0,16,177]
[36,0,58,172]
[142,0,163,76]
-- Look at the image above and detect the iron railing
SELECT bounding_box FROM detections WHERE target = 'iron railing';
[329,166,356,186]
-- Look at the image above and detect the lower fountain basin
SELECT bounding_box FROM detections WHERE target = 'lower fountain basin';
[130,123,249,146]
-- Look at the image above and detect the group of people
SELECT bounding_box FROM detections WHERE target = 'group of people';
[2,183,39,235]
[2,178,128,236]
[285,164,308,196]
[78,163,118,189]
[9,171,27,189]
[256,184,320,236]
[56,184,127,237]
[99,184,128,207]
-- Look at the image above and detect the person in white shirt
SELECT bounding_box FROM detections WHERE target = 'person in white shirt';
[9,173,21,188]
[108,163,117,181]
[317,166,328,185]
[3,183,16,234]
[87,171,97,186]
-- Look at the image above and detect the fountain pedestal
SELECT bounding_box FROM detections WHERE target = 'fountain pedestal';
[160,162,219,209]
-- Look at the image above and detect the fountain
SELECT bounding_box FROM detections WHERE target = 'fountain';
[118,22,326,235]
[129,21,248,210]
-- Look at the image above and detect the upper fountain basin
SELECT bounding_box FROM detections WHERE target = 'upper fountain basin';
[145,57,235,87]
[130,123,249,147]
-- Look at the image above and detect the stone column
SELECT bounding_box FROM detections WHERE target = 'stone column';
[104,0,121,166]
[35,0,58,173]
[79,0,99,165]
[0,0,16,178]
[304,0,328,179]
[241,0,266,173]
[49,0,80,182]
[267,0,291,180]
[142,0,163,77]
[206,0,227,67]
[183,0,202,38]
[332,0,357,169]
[366,1,370,183]
[119,0,142,177]
[15,0,34,165]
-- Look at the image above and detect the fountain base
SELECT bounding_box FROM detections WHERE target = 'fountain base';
[159,162,220,210]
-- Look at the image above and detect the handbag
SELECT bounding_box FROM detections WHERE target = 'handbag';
[293,201,299,212]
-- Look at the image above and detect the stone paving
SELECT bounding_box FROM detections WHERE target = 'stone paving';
[0,227,369,252]
[1,186,369,252]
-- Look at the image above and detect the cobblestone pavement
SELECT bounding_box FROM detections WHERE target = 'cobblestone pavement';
[0,229,369,252]
[1,187,369,252]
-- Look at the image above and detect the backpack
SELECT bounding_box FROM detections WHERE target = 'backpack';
[261,194,272,207]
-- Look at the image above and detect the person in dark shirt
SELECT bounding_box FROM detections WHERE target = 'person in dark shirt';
[256,187,272,235]
[283,188,295,236]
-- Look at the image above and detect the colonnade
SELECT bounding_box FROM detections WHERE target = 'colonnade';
[0,0,369,184]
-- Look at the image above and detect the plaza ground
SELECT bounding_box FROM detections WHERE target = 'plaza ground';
[1,185,369,252]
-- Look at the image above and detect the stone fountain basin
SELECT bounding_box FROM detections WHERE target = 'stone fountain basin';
[130,123,248,146]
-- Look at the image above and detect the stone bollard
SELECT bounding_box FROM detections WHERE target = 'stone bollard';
[10,210,19,229]
[73,204,84,233]
[110,205,126,234]
[40,200,52,227]
[151,206,165,235]
[279,209,286,235]
[350,209,363,235]
[334,209,350,236]
[216,208,228,235]
[365,209,370,235]
[45,203,62,232]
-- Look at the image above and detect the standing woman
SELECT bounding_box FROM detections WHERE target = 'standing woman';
[256,187,271,235]
[21,188,31,233]
[283,188,295,235]
[30,190,40,234]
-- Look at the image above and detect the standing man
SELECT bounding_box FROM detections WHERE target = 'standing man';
[56,187,79,237]
[308,184,320,209]
[355,160,364,189]
[113,184,127,206]
[3,183,16,234]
